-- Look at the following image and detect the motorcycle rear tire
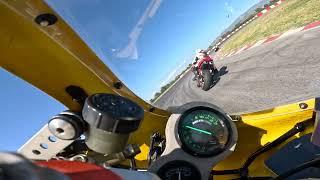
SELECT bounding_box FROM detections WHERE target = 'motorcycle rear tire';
[214,68,219,75]
[202,70,212,91]
[197,80,201,87]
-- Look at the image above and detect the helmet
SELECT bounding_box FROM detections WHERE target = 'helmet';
[195,49,204,54]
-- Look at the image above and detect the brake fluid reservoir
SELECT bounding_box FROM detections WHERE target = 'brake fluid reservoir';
[82,93,144,154]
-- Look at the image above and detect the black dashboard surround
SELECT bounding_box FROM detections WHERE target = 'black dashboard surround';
[177,106,234,157]
[157,160,201,180]
[149,102,238,180]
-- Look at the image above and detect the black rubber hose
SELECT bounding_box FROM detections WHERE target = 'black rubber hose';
[231,177,273,180]
[148,134,156,166]
[242,120,310,169]
[274,157,320,180]
[211,169,240,175]
[130,158,137,170]
[211,119,313,177]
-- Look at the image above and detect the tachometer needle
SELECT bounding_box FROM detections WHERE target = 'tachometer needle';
[185,125,212,135]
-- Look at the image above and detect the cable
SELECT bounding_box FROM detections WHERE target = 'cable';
[147,133,157,166]
[148,133,165,166]
[231,177,273,180]
[242,120,311,169]
[274,157,320,180]
[129,158,137,170]
[211,169,240,175]
[211,119,313,178]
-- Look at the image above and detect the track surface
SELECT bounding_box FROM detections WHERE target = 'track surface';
[154,27,320,114]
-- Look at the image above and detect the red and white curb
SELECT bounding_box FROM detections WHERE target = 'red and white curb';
[256,0,284,17]
[218,20,320,59]
[209,0,286,54]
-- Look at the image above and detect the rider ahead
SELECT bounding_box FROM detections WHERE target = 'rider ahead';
[192,49,217,81]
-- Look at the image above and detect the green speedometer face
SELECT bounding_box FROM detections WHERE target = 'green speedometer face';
[178,108,230,157]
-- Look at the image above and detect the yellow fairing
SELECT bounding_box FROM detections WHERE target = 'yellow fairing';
[0,0,169,165]
[214,99,315,179]
[0,0,315,178]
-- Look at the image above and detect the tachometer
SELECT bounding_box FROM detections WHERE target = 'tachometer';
[157,160,201,180]
[178,107,231,157]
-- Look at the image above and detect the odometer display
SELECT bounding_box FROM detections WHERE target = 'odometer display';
[178,108,231,157]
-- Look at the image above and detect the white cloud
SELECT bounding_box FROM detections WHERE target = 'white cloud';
[116,0,163,59]
[148,0,162,18]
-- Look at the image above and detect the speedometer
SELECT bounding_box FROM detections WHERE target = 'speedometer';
[177,107,232,157]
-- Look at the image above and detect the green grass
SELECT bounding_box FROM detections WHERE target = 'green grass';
[221,0,320,54]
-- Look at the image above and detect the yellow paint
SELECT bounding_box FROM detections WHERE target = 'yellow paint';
[214,99,315,179]
[0,0,317,178]
[0,0,169,164]
[242,99,314,145]
[135,143,150,161]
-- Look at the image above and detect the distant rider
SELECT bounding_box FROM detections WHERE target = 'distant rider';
[192,49,217,81]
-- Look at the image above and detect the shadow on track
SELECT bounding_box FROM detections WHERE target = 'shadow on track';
[208,65,229,90]
[218,66,228,76]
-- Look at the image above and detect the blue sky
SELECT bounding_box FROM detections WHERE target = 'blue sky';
[46,0,261,100]
[1,0,260,151]
[0,68,65,151]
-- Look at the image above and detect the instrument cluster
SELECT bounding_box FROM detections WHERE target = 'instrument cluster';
[149,102,238,180]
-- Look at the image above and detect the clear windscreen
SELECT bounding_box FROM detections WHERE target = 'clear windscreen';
[45,0,320,113]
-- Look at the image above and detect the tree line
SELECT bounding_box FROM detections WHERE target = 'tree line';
[150,64,192,103]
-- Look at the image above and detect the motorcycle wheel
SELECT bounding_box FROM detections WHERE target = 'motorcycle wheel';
[196,79,201,87]
[202,70,212,91]
[214,68,219,75]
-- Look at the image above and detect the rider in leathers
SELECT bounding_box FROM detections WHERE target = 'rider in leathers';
[192,49,217,81]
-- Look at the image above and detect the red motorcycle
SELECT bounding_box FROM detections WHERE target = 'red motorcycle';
[192,56,219,91]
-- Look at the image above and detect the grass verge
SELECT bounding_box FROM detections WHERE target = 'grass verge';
[221,0,320,54]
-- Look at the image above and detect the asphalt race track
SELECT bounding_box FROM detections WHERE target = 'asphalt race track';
[154,27,320,114]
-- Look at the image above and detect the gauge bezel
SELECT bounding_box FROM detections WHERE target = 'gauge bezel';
[177,106,233,157]
[157,160,201,180]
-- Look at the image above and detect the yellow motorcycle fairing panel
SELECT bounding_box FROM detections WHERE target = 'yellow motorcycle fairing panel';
[213,99,315,179]
[0,0,317,177]
[0,0,169,154]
